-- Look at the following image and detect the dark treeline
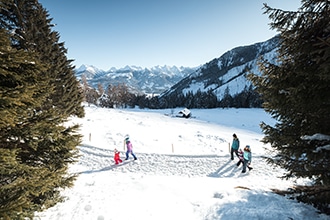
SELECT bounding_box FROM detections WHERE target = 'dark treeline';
[82,81,263,109]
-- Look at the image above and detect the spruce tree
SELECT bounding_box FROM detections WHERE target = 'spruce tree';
[248,0,330,213]
[0,0,84,218]
[0,28,49,219]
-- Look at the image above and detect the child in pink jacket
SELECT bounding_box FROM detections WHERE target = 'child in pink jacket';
[124,135,137,160]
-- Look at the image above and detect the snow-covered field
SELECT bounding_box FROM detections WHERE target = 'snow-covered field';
[35,105,328,220]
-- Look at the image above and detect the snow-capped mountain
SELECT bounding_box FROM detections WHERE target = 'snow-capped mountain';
[160,36,279,100]
[75,36,279,98]
[75,64,198,94]
[75,64,105,79]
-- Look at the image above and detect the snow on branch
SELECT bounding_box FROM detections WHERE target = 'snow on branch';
[312,144,330,153]
[301,133,330,153]
[301,133,330,141]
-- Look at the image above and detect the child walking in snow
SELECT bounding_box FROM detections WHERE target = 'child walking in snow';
[242,145,253,173]
[114,148,122,165]
[124,135,137,160]
[236,148,244,166]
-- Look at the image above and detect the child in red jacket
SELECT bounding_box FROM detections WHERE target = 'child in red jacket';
[114,148,122,165]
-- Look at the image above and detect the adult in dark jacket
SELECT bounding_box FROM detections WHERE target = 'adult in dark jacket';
[231,133,240,160]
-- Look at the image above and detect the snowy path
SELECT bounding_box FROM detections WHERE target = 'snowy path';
[41,143,323,220]
[76,144,281,190]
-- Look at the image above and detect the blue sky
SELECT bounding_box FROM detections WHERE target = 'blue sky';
[39,0,301,70]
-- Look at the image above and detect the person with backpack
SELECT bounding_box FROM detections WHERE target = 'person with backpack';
[124,135,137,160]
[242,145,253,173]
[231,133,240,160]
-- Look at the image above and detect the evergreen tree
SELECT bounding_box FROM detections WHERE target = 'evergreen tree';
[1,0,84,117]
[248,0,330,213]
[220,86,233,108]
[0,28,50,219]
[0,0,84,218]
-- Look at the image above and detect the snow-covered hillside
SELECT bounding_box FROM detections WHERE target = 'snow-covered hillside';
[35,105,328,220]
[161,36,279,100]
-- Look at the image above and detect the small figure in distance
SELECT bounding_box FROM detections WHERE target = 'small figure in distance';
[114,148,122,165]
[231,133,240,160]
[236,148,244,166]
[242,145,253,173]
[124,135,137,160]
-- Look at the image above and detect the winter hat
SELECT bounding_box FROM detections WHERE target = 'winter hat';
[125,135,130,142]
[233,133,237,138]
[245,145,250,150]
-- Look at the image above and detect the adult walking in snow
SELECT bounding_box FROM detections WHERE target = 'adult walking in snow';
[231,133,240,160]
[242,145,253,173]
[124,135,137,160]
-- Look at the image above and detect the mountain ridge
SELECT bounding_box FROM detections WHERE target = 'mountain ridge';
[75,35,279,100]
[160,35,279,100]
[75,64,198,94]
